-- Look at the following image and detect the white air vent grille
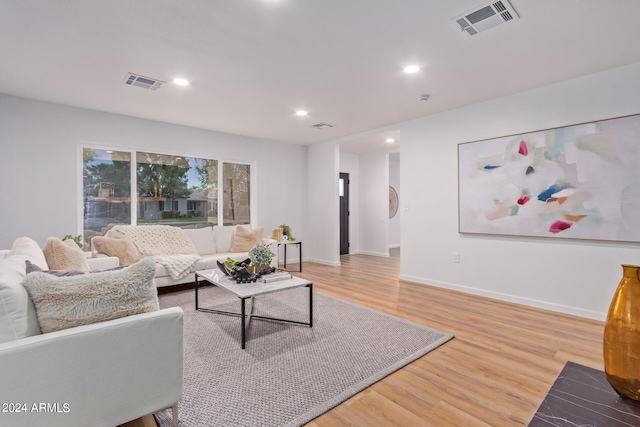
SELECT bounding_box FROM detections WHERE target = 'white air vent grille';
[311,122,335,129]
[451,0,519,36]
[123,73,165,90]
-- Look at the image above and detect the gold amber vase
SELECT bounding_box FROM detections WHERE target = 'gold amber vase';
[604,264,640,403]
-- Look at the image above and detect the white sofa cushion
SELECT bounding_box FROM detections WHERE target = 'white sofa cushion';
[22,257,159,334]
[0,237,45,344]
[0,260,41,343]
[182,227,217,255]
[86,255,120,272]
[0,307,183,427]
[213,225,234,253]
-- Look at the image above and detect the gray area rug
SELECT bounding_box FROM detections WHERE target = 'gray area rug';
[154,285,453,427]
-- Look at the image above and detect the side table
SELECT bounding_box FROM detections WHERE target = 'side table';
[278,241,302,272]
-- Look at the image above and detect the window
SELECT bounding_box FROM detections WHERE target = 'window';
[136,152,221,224]
[82,148,132,248]
[82,147,252,245]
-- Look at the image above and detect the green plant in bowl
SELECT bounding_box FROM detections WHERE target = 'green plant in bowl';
[248,244,275,266]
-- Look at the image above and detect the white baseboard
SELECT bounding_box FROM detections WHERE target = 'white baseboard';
[278,257,300,265]
[388,244,400,249]
[342,249,362,255]
[357,250,390,258]
[306,257,341,267]
[399,274,606,321]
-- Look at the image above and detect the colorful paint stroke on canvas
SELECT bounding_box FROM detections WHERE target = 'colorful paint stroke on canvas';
[458,114,640,242]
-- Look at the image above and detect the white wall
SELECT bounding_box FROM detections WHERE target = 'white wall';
[358,150,389,257]
[339,152,360,254]
[389,155,400,248]
[5,60,640,321]
[307,142,340,266]
[399,61,640,320]
[0,94,308,249]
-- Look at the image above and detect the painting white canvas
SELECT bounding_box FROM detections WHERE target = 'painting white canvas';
[458,114,640,242]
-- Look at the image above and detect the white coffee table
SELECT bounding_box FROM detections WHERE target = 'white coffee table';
[194,269,313,349]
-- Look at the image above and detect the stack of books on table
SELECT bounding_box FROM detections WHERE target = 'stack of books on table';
[262,272,292,283]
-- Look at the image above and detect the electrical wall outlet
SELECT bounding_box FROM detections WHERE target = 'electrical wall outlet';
[453,253,460,263]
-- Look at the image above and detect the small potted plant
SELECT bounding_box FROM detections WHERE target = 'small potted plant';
[279,224,296,241]
[63,234,84,249]
[248,243,275,275]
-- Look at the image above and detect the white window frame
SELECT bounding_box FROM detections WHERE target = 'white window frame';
[78,143,256,237]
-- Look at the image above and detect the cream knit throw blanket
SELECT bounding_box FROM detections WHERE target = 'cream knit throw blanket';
[112,225,201,280]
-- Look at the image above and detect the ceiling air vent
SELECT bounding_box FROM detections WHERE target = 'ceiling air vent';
[122,73,165,90]
[311,122,335,130]
[451,0,519,36]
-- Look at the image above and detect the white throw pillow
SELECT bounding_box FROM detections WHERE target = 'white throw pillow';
[0,258,41,343]
[182,227,217,255]
[9,237,48,270]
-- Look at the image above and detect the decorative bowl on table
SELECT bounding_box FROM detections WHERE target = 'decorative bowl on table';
[217,258,250,276]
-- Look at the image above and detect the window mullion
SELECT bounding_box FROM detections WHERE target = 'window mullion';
[217,162,224,226]
[130,150,138,225]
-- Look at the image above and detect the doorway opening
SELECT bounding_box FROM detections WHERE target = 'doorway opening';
[389,152,400,256]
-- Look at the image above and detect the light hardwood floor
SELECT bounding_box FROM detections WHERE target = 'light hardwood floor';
[123,251,605,426]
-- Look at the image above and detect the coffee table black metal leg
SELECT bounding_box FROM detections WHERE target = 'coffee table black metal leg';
[241,297,246,349]
[309,282,313,327]
[195,274,199,310]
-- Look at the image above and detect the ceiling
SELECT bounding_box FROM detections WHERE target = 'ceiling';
[2,1,640,154]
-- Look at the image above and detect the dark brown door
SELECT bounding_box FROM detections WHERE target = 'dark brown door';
[340,173,349,255]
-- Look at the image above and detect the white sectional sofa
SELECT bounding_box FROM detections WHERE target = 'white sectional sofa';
[0,237,183,427]
[95,224,278,287]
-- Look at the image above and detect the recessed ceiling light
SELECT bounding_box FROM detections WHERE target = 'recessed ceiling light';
[173,78,189,86]
[386,138,395,143]
[295,110,308,117]
[403,65,420,74]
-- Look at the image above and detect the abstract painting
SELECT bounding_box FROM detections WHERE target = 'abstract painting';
[458,114,640,242]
